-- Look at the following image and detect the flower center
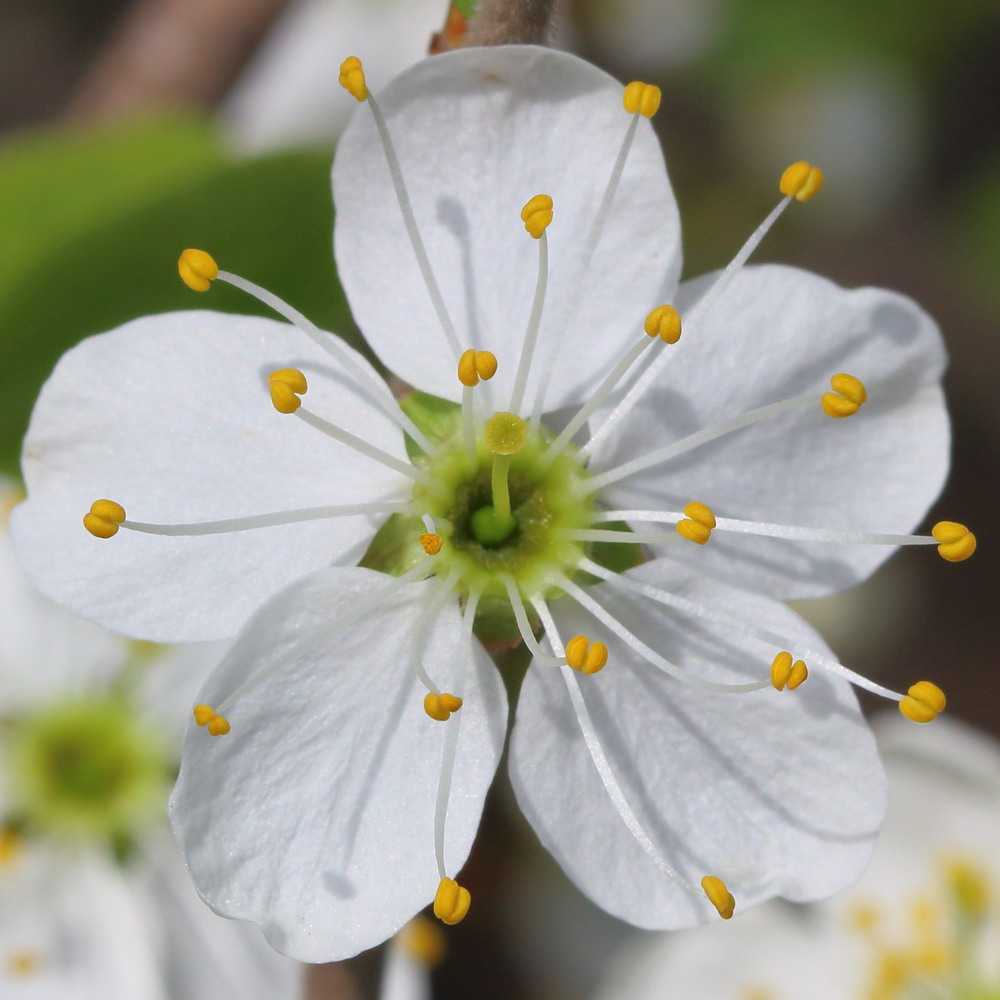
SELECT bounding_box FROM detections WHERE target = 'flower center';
[7,698,169,843]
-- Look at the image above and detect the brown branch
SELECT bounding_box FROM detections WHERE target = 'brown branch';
[65,0,294,121]
[431,0,557,52]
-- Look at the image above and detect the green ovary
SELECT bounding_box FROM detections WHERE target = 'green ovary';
[8,698,169,843]
[413,429,594,602]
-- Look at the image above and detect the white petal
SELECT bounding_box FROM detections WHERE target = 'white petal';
[12,311,409,642]
[592,264,949,599]
[0,506,128,711]
[509,559,885,929]
[130,827,303,1000]
[170,567,507,962]
[334,45,680,411]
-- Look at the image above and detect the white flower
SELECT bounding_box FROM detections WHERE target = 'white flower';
[10,46,967,962]
[602,715,1000,1000]
[0,493,300,999]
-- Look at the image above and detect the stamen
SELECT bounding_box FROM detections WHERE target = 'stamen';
[576,557,925,705]
[338,57,461,359]
[500,574,565,667]
[529,86,650,424]
[459,349,497,467]
[542,303,682,467]
[420,533,443,556]
[676,502,716,545]
[584,392,820,494]
[821,373,868,418]
[585,161,822,455]
[554,571,770,694]
[622,81,662,119]
[779,160,824,202]
[423,692,463,722]
[83,499,126,538]
[591,509,975,558]
[193,704,231,736]
[770,651,808,691]
[267,368,308,413]
[433,877,471,925]
[0,828,21,869]
[412,569,462,697]
[293,405,432,484]
[177,248,219,292]
[565,635,609,675]
[509,195,552,415]
[433,591,480,884]
[93,500,408,539]
[898,681,946,724]
[700,876,736,920]
[397,917,446,969]
[485,412,527,530]
[533,596,731,916]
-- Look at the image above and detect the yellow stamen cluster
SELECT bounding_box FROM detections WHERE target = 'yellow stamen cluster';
[398,917,446,968]
[484,412,527,456]
[676,501,716,544]
[946,858,991,917]
[193,704,232,736]
[779,161,824,202]
[898,681,946,724]
[177,248,218,292]
[565,635,609,675]
[644,304,682,344]
[338,56,367,101]
[623,81,662,118]
[931,521,976,562]
[521,194,554,239]
[83,499,126,539]
[0,828,21,869]
[701,875,735,919]
[821,373,867,418]
[770,651,808,691]
[457,349,498,387]
[423,692,463,722]
[269,368,308,414]
[419,532,443,555]
[433,876,471,925]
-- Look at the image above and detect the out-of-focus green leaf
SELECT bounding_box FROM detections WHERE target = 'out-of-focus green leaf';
[0,148,357,473]
[0,114,221,301]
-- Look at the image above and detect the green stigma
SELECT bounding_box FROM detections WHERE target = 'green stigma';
[8,697,170,843]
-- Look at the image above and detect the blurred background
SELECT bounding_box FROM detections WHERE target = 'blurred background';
[0,0,997,997]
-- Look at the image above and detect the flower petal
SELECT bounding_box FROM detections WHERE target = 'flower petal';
[510,558,885,929]
[12,311,409,642]
[334,45,680,411]
[170,566,507,962]
[592,264,949,599]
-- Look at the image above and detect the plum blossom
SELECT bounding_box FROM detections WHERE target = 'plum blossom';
[600,715,1000,1000]
[10,45,970,961]
[0,486,300,999]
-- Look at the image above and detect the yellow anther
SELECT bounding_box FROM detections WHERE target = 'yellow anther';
[623,81,662,118]
[779,161,824,202]
[269,368,308,414]
[643,304,682,344]
[193,704,231,735]
[676,501,716,544]
[423,692,463,722]
[433,876,471,925]
[398,917,446,969]
[770,651,808,691]
[898,680,946,724]
[83,499,126,538]
[192,704,216,727]
[565,635,609,675]
[946,858,991,917]
[931,521,976,562]
[484,412,527,455]
[419,533,443,555]
[177,249,219,292]
[457,348,498,387]
[0,828,21,869]
[849,901,881,934]
[520,194,554,239]
[207,714,231,736]
[821,373,867,418]
[338,56,368,101]
[701,875,735,919]
[6,950,41,978]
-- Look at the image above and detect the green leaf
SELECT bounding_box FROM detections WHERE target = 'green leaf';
[0,148,358,473]
[0,114,221,302]
[452,0,478,17]
[398,389,463,460]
